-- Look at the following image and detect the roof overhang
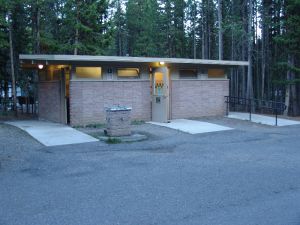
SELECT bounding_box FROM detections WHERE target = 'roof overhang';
[19,54,249,67]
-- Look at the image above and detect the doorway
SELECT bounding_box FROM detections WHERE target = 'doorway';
[151,67,170,122]
[60,67,70,124]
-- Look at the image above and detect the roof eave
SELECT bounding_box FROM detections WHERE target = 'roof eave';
[19,54,249,67]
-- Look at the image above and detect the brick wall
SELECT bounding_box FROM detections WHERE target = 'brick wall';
[171,80,229,119]
[38,81,62,123]
[70,80,151,125]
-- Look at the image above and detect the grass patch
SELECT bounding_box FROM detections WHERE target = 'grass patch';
[131,120,145,125]
[85,123,105,128]
[72,123,105,129]
[89,131,105,139]
[106,137,122,144]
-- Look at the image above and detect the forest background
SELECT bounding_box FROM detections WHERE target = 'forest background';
[0,0,299,115]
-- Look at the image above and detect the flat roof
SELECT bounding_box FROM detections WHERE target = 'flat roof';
[19,54,249,67]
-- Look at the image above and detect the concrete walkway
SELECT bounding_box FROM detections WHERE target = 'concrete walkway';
[227,112,300,126]
[149,119,233,134]
[5,120,98,146]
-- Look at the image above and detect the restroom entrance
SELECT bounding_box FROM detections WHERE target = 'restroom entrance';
[151,67,170,122]
[60,67,70,124]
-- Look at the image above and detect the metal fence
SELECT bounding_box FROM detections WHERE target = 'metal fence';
[0,96,38,115]
[0,98,14,112]
[225,96,286,126]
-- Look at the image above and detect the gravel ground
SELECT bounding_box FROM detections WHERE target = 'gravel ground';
[1,118,300,225]
[0,123,42,172]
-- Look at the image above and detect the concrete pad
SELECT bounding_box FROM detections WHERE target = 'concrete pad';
[148,119,233,134]
[227,112,300,126]
[5,120,98,146]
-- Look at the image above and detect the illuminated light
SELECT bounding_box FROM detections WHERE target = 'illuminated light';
[159,61,165,65]
[38,64,44,69]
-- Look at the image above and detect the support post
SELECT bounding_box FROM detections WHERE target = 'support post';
[249,99,252,121]
[275,106,278,126]
[226,96,229,116]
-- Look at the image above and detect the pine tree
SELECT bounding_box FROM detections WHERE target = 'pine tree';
[277,0,300,115]
[62,0,112,55]
[112,0,127,56]
[185,0,198,59]
[126,0,160,56]
[0,0,9,107]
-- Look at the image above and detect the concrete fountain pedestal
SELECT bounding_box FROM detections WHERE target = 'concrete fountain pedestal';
[100,106,147,143]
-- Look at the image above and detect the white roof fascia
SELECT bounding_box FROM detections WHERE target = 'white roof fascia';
[19,54,249,66]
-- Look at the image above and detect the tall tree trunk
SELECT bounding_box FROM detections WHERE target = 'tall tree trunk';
[36,2,40,53]
[74,0,79,55]
[246,0,254,101]
[255,1,260,100]
[289,55,298,115]
[241,1,247,99]
[4,80,8,111]
[32,0,40,54]
[218,0,222,60]
[208,26,211,59]
[261,11,266,100]
[74,27,79,55]
[207,0,210,59]
[8,11,17,116]
[193,0,196,59]
[283,54,292,116]
[230,26,238,98]
[201,17,205,59]
[241,51,246,98]
[32,1,40,114]
[116,0,122,56]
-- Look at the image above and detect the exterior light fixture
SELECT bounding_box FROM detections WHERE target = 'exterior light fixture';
[38,64,44,69]
[159,61,165,65]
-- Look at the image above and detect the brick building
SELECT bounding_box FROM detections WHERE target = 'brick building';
[19,55,248,125]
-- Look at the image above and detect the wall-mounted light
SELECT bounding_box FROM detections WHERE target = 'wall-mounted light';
[38,64,44,69]
[159,61,165,66]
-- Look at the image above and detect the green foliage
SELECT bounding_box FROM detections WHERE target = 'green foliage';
[106,137,121,144]
[273,79,300,85]
[1,0,300,115]
[0,0,8,49]
[126,0,161,56]
[131,119,145,125]
[60,0,111,55]
[275,62,300,74]
[274,0,300,55]
[273,0,300,91]
[111,0,128,56]
[85,123,105,128]
[158,0,187,57]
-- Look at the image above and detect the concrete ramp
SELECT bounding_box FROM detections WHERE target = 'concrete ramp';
[6,120,98,146]
[228,112,300,126]
[148,119,233,134]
